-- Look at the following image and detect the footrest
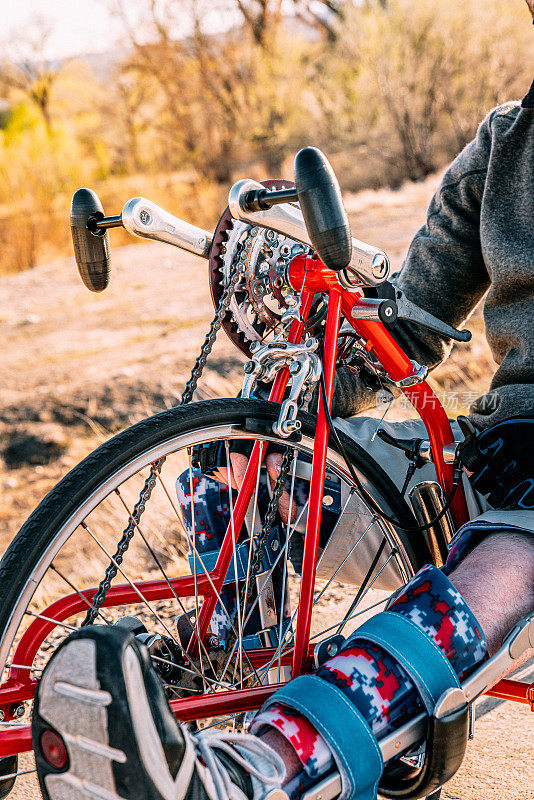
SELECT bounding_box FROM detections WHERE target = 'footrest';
[379,696,469,799]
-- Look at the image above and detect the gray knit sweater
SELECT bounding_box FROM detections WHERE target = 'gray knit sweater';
[333,91,534,430]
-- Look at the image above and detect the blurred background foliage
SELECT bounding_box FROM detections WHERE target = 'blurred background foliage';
[0,0,531,273]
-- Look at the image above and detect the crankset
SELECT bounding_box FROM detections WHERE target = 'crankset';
[209,179,327,357]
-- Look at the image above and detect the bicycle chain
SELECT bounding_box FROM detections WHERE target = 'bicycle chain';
[82,245,244,625]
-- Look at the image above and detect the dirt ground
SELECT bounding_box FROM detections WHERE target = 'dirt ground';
[1,174,531,800]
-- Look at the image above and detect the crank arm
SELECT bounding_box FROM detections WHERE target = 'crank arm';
[228,178,390,286]
[302,609,534,800]
[120,197,213,258]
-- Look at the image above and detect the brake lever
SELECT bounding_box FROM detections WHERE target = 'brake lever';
[393,288,472,343]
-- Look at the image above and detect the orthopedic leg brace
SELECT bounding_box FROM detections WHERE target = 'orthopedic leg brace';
[251,565,487,800]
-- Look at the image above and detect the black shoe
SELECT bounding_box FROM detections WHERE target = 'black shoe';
[32,626,288,800]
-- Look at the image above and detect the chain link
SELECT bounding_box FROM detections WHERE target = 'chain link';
[82,247,244,625]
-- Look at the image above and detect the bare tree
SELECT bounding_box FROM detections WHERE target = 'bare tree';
[291,0,344,42]
[234,0,283,47]
[0,18,59,130]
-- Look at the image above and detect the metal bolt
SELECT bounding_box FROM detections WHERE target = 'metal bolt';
[250,341,261,353]
[11,704,25,719]
[139,208,152,226]
[273,277,284,288]
[0,710,4,722]
[208,635,220,649]
[244,361,256,374]
[384,306,393,317]
[323,495,333,507]
[265,229,276,242]
[305,338,315,348]
[280,244,291,256]
[285,295,298,307]
[271,540,280,552]
[289,362,301,375]
[371,254,389,280]
[280,419,301,435]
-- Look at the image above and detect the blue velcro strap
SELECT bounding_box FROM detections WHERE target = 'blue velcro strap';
[354,611,460,713]
[263,674,383,800]
[188,541,251,585]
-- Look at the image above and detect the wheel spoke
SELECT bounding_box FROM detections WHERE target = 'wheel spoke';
[277,450,298,681]
[336,549,397,636]
[308,597,388,643]
[241,442,265,645]
[81,521,208,686]
[0,768,37,780]
[49,564,112,625]
[312,512,378,608]
[24,612,77,632]
[225,440,244,688]
[187,449,207,693]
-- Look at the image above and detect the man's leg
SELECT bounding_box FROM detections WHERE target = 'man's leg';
[255,531,534,786]
[448,532,534,662]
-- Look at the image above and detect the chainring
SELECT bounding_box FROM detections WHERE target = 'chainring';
[209,180,327,358]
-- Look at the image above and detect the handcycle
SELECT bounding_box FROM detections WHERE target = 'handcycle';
[0,147,532,800]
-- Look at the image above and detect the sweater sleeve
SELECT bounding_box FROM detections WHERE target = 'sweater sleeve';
[330,109,497,420]
[389,109,495,370]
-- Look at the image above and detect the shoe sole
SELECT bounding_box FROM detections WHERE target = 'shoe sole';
[35,636,129,800]
[32,628,199,800]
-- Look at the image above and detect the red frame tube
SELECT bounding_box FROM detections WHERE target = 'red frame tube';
[193,291,315,652]
[292,289,342,676]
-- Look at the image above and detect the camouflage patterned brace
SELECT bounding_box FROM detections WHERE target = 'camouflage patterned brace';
[251,565,487,793]
[175,457,340,645]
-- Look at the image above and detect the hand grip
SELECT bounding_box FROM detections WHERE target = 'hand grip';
[294,147,352,271]
[70,189,111,292]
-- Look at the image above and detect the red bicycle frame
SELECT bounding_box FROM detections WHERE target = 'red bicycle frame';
[0,252,531,759]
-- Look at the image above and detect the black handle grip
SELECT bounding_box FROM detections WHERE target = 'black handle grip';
[294,147,352,271]
[70,188,111,292]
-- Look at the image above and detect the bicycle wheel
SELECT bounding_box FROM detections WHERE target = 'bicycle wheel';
[0,398,431,784]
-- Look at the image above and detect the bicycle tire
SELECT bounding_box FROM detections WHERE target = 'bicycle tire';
[0,399,433,733]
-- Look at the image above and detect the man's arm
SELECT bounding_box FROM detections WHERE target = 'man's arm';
[332,108,499,419]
